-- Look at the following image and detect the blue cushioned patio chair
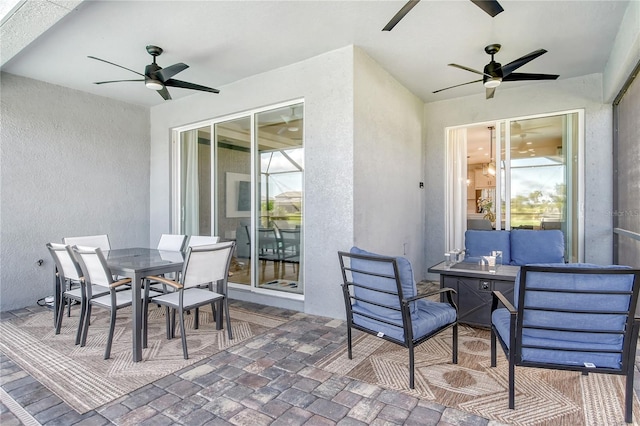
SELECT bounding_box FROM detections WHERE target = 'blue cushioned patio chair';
[338,247,458,389]
[491,264,640,423]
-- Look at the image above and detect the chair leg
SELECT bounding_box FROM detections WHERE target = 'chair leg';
[508,359,515,409]
[209,301,218,330]
[75,298,86,345]
[178,307,188,359]
[194,307,199,329]
[142,296,149,349]
[347,326,353,359]
[55,296,65,335]
[171,309,176,338]
[104,308,117,360]
[80,304,92,347]
[452,323,458,364]
[490,328,497,367]
[224,298,233,340]
[626,369,634,423]
[409,344,415,389]
[165,306,171,339]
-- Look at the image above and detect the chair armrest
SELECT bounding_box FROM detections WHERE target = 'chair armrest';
[491,290,515,313]
[146,275,183,290]
[110,278,132,289]
[404,287,457,303]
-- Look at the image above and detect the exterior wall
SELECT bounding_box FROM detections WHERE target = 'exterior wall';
[353,48,425,276]
[149,46,355,320]
[0,72,150,311]
[423,74,612,278]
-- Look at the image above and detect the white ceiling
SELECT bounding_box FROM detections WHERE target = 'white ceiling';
[0,0,630,108]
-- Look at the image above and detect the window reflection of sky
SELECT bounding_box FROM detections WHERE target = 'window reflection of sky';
[510,156,564,201]
[261,149,303,197]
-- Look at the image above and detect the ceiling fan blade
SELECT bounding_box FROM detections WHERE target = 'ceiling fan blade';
[93,79,144,84]
[157,86,171,100]
[470,0,504,17]
[382,0,420,31]
[503,72,559,81]
[164,79,220,94]
[88,56,145,77]
[486,87,496,99]
[433,79,482,94]
[501,49,547,76]
[449,63,492,78]
[156,63,189,82]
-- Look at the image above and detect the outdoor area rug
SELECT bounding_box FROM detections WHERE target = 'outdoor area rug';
[0,305,287,414]
[316,325,640,426]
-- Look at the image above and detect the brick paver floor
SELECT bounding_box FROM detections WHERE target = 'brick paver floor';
[3,291,637,425]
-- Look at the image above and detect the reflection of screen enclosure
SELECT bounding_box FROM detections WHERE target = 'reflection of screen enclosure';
[237,181,251,211]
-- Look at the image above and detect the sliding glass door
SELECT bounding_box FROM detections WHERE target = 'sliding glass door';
[173,101,304,295]
[447,110,583,262]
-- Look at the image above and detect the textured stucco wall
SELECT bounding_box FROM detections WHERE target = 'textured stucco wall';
[353,48,425,276]
[1,72,150,311]
[149,46,355,320]
[423,74,612,278]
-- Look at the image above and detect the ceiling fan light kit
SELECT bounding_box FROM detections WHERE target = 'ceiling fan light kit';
[89,45,219,100]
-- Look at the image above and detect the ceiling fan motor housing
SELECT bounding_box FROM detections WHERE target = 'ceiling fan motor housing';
[483,61,503,85]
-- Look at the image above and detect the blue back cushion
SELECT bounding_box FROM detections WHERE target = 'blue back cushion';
[349,246,417,317]
[515,263,634,346]
[510,229,564,265]
[464,230,511,265]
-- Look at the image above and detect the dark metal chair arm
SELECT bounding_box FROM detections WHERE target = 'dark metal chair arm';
[492,290,515,313]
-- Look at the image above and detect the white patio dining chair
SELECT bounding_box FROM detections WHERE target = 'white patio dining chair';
[63,234,111,251]
[147,234,187,294]
[46,242,109,344]
[186,235,220,247]
[157,234,187,251]
[144,241,235,359]
[72,245,162,359]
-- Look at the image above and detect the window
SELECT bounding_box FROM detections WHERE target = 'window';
[172,101,304,296]
[446,110,583,262]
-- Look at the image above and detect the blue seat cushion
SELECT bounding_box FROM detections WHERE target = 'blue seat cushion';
[353,298,457,342]
[510,229,564,265]
[464,230,511,265]
[492,308,623,369]
[493,263,634,370]
[350,247,417,315]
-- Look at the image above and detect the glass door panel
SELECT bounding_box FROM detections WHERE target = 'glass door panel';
[255,104,304,294]
[179,126,212,236]
[509,116,566,229]
[215,117,251,285]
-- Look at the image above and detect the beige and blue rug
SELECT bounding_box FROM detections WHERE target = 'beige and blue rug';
[0,305,287,414]
[316,325,640,426]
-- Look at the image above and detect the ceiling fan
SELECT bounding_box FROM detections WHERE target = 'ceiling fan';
[88,45,219,100]
[433,44,559,99]
[383,0,503,31]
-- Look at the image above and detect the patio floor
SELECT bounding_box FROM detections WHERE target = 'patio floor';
[0,297,499,426]
[3,296,639,426]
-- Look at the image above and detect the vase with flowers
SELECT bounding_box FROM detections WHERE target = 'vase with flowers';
[477,197,495,223]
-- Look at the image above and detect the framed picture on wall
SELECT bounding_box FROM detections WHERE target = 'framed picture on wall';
[226,172,251,218]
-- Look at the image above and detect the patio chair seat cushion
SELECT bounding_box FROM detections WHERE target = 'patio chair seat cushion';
[350,246,417,315]
[510,229,564,265]
[494,263,634,369]
[492,308,623,369]
[353,298,457,342]
[464,230,511,265]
